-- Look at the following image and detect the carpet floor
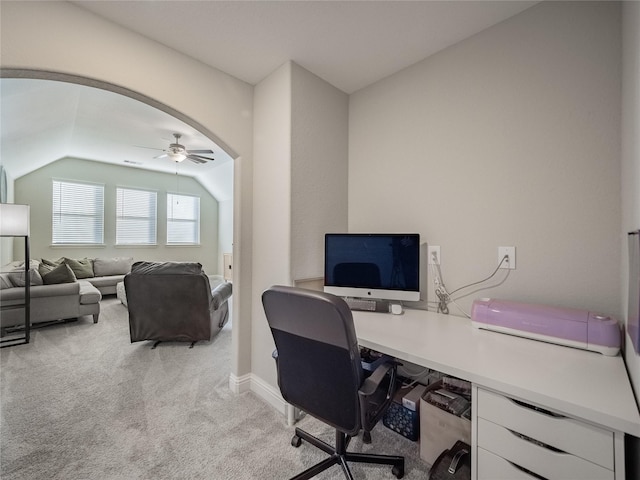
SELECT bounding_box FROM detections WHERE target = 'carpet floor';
[1,297,430,479]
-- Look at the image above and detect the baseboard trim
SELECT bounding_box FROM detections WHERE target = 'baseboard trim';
[228,372,287,416]
[228,372,252,394]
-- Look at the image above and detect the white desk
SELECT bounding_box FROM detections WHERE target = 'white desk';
[353,308,640,479]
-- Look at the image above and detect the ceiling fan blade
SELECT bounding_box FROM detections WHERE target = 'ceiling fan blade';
[135,145,165,151]
[187,149,214,154]
[154,153,169,160]
[187,154,213,164]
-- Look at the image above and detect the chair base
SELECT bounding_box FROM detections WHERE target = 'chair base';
[290,427,404,480]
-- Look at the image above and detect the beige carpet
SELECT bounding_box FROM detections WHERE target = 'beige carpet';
[0,297,429,479]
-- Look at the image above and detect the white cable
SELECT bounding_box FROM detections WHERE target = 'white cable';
[429,254,512,315]
[429,260,450,313]
[451,269,511,302]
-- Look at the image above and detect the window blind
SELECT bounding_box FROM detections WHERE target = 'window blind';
[116,187,157,245]
[167,193,200,244]
[52,180,104,244]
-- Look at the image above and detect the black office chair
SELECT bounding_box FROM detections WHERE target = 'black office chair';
[262,285,405,480]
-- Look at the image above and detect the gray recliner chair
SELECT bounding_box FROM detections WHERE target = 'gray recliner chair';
[124,261,232,347]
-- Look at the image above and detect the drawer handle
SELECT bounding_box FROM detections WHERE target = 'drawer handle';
[509,429,564,454]
[510,398,565,418]
[508,459,550,480]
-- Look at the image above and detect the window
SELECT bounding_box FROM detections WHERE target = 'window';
[116,187,157,245]
[167,193,200,244]
[52,180,104,244]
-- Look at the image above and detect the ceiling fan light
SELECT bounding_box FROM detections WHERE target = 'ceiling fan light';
[169,152,187,162]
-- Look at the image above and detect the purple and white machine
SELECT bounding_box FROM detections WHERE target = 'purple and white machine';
[471,298,621,356]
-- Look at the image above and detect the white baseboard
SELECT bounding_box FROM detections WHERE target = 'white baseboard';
[228,372,252,394]
[228,372,288,417]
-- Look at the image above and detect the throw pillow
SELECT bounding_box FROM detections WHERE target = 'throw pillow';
[41,263,77,285]
[8,267,43,287]
[93,257,134,276]
[41,258,63,267]
[63,257,94,279]
[38,262,56,277]
[0,273,14,289]
[7,259,40,270]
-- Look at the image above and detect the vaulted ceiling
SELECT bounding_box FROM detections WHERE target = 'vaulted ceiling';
[1,78,235,201]
[1,1,538,201]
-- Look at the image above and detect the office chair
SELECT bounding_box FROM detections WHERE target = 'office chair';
[262,285,405,480]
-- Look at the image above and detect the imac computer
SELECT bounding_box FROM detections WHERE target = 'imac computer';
[324,233,420,310]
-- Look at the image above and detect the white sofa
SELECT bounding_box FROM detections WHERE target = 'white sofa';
[0,257,133,330]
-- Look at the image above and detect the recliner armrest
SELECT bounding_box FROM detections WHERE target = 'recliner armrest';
[210,282,232,309]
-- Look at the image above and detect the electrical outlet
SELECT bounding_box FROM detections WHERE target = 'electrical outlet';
[498,246,516,269]
[428,246,440,265]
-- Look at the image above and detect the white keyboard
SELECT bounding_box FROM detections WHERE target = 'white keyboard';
[344,297,389,312]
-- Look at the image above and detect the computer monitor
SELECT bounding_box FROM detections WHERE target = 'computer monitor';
[324,233,420,302]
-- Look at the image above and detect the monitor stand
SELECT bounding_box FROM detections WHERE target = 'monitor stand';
[343,297,394,313]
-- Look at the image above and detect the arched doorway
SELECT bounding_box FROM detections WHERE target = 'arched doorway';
[1,69,248,383]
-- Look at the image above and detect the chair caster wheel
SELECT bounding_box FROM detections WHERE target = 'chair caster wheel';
[362,431,372,444]
[392,464,404,479]
[291,434,302,448]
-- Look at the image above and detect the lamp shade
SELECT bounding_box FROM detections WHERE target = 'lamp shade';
[168,152,187,162]
[0,204,30,236]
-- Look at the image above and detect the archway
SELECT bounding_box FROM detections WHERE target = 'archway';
[1,68,247,382]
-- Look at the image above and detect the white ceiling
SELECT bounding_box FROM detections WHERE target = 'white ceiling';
[0,79,235,201]
[73,0,538,94]
[1,0,538,201]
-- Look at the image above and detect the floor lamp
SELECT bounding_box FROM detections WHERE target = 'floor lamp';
[0,204,31,347]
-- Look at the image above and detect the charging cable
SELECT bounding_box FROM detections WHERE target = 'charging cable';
[430,254,511,316]
[429,257,450,314]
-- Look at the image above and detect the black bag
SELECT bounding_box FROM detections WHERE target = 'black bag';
[428,440,471,480]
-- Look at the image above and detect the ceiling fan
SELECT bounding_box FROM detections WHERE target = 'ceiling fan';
[151,133,215,164]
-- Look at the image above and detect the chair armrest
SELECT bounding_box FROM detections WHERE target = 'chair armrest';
[210,282,232,310]
[359,362,394,397]
[358,361,399,433]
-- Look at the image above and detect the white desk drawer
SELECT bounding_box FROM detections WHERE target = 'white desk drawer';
[478,418,614,480]
[478,447,545,480]
[477,388,613,469]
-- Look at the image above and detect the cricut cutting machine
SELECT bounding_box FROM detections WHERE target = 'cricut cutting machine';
[471,298,621,356]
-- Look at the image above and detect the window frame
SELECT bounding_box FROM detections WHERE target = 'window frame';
[51,179,105,246]
[166,192,201,246]
[115,186,158,246]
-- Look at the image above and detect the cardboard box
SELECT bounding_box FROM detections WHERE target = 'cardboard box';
[419,380,471,465]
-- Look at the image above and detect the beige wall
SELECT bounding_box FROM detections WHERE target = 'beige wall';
[251,62,349,404]
[622,1,640,412]
[252,62,293,393]
[349,1,622,319]
[14,158,220,273]
[290,62,349,281]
